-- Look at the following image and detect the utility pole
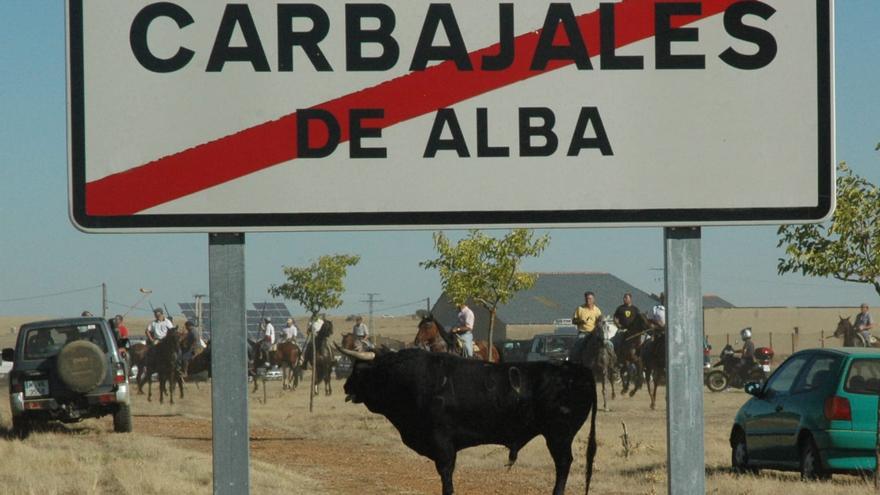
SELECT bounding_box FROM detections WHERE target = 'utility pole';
[360,293,383,337]
[426,297,431,312]
[102,283,108,318]
[193,293,207,344]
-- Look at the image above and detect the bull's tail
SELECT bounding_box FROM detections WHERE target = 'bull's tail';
[585,373,598,495]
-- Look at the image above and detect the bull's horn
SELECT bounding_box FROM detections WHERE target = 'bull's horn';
[335,344,375,361]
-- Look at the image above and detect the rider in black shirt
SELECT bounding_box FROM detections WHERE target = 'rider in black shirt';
[613,293,641,331]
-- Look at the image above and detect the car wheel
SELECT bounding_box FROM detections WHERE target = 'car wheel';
[731,429,757,474]
[113,404,133,433]
[800,436,830,481]
[706,370,729,392]
[12,415,32,439]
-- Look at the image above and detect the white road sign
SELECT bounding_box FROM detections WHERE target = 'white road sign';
[67,0,833,231]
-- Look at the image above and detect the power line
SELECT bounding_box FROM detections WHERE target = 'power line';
[0,284,102,303]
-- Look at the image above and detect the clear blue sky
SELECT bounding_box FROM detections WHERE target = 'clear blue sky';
[1,2,878,319]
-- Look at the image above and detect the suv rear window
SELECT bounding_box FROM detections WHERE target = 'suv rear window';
[23,324,108,360]
[845,359,880,394]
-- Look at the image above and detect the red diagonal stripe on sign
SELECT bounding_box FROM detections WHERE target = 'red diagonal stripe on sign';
[86,0,737,216]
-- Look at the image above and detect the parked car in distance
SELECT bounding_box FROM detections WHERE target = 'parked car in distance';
[730,347,880,480]
[496,339,532,363]
[526,333,579,362]
[3,317,132,437]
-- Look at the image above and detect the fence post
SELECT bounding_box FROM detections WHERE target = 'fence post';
[821,330,825,348]
[726,333,730,346]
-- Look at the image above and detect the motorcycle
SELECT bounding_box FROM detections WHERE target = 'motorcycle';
[704,344,774,392]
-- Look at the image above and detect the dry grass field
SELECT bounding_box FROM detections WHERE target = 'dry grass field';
[0,316,877,494]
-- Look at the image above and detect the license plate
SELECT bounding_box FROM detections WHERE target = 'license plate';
[24,379,49,398]
[761,364,771,372]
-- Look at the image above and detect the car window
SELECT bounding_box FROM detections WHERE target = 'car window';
[23,324,107,360]
[793,356,839,394]
[764,355,810,395]
[845,359,880,394]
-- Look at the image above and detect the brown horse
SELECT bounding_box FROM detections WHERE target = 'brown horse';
[271,341,302,390]
[414,315,500,363]
[614,312,653,397]
[833,316,880,347]
[640,323,666,410]
[129,342,149,393]
[146,327,184,404]
[304,321,335,396]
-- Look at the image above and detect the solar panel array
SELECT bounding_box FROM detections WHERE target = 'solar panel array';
[178,302,292,341]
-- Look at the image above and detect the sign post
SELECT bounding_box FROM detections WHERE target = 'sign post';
[208,233,249,494]
[664,227,704,495]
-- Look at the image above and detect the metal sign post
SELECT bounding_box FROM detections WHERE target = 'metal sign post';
[664,227,704,494]
[209,233,250,494]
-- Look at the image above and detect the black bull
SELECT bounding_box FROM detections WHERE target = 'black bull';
[338,347,598,495]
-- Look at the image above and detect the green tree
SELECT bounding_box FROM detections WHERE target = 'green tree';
[268,254,361,321]
[777,162,880,296]
[268,254,360,410]
[420,229,550,360]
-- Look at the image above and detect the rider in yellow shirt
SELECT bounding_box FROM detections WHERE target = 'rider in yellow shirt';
[573,291,602,334]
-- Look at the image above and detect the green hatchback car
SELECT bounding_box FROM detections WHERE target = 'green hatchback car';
[730,348,880,479]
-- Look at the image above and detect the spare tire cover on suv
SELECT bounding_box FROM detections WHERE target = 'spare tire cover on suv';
[57,341,107,393]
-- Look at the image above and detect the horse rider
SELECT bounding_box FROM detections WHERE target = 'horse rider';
[281,318,299,344]
[179,320,198,376]
[259,317,276,367]
[613,293,641,332]
[856,303,875,346]
[451,302,475,358]
[573,291,603,343]
[146,308,174,346]
[352,315,374,351]
[650,293,666,330]
[303,315,325,369]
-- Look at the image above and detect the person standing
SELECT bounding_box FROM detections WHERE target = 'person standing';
[613,293,641,330]
[146,308,173,345]
[114,314,129,339]
[352,316,373,351]
[856,303,875,346]
[451,303,475,358]
[573,291,602,335]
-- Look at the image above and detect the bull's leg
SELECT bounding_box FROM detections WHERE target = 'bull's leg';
[434,455,457,495]
[545,435,574,495]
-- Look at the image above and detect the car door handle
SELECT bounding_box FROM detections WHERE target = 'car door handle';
[775,405,783,412]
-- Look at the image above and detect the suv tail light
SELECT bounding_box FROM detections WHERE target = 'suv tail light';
[824,396,852,421]
[114,363,125,384]
[10,375,22,394]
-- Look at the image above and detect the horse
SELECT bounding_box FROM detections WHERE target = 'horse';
[833,316,880,347]
[186,339,275,392]
[271,341,303,390]
[146,327,185,404]
[640,323,666,410]
[414,315,500,363]
[129,341,149,394]
[570,316,619,411]
[612,312,652,397]
[304,321,335,396]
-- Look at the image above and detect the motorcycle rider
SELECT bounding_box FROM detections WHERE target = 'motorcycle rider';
[734,327,756,376]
